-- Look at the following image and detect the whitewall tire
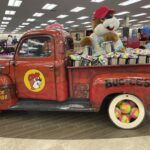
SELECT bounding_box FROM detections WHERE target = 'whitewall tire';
[108,94,145,129]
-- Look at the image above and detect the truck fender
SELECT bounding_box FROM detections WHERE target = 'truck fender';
[89,73,150,111]
[0,75,17,110]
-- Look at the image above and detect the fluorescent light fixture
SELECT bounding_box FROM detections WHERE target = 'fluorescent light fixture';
[132,13,147,17]
[133,24,142,26]
[78,16,89,20]
[82,22,91,24]
[3,17,12,20]
[139,20,150,23]
[64,27,69,29]
[70,7,86,12]
[27,18,36,22]
[119,0,141,6]
[0,27,6,30]
[16,27,21,30]
[5,10,16,15]
[146,16,150,19]
[71,25,79,27]
[22,22,30,25]
[0,25,7,27]
[57,15,68,18]
[35,26,41,29]
[8,0,22,7]
[19,25,25,28]
[118,18,123,21]
[115,11,130,16]
[1,22,9,24]
[91,0,104,3]
[129,19,137,22]
[66,21,75,24]
[33,13,44,17]
[141,4,150,9]
[48,20,56,23]
[41,23,48,26]
[85,25,92,28]
[42,3,57,10]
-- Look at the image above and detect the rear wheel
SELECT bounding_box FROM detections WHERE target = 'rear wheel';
[108,94,145,129]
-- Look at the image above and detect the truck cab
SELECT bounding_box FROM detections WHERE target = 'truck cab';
[0,26,149,129]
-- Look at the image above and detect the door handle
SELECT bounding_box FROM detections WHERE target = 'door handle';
[49,64,54,71]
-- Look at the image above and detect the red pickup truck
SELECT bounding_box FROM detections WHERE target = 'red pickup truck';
[0,27,149,129]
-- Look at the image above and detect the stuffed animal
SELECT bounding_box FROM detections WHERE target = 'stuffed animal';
[80,6,125,55]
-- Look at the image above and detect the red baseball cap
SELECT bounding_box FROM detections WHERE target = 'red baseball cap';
[93,6,115,19]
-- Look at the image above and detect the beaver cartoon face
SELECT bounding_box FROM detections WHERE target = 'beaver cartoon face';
[28,73,42,90]
[94,15,120,37]
[93,6,120,38]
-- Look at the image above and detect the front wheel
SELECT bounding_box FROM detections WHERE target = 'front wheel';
[108,94,145,129]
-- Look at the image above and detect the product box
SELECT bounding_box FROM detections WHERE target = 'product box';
[128,58,137,64]
[118,58,127,65]
[109,58,118,65]
[138,55,147,64]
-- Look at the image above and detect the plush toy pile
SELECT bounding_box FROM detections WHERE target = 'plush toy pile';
[69,47,150,66]
[115,101,139,123]
[69,6,150,67]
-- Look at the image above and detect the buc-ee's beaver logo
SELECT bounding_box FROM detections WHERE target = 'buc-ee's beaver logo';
[24,69,45,92]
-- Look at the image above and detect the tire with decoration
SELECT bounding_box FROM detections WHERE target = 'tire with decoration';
[108,94,145,129]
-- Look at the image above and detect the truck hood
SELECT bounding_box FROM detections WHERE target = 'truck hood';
[0,55,14,74]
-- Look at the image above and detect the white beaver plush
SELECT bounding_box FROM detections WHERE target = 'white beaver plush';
[80,6,125,55]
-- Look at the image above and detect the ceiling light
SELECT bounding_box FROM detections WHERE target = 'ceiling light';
[5,10,16,15]
[22,22,30,25]
[35,26,41,29]
[8,0,22,7]
[85,25,92,28]
[41,23,48,26]
[33,13,44,17]
[146,16,150,19]
[91,0,104,3]
[0,27,6,30]
[141,4,150,9]
[132,13,147,17]
[64,27,69,29]
[1,22,9,24]
[115,11,130,16]
[82,22,91,24]
[118,0,141,6]
[0,25,7,27]
[3,17,12,20]
[139,20,150,23]
[71,25,79,27]
[118,18,123,21]
[66,21,75,24]
[27,18,36,22]
[129,19,137,22]
[70,7,86,12]
[77,16,89,20]
[57,15,68,19]
[42,3,57,10]
[16,27,21,30]
[48,20,56,23]
[19,25,25,28]
[133,24,142,26]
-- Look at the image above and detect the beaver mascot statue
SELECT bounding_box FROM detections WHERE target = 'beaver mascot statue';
[80,6,125,55]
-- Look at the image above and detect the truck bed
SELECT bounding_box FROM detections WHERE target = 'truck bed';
[68,64,150,99]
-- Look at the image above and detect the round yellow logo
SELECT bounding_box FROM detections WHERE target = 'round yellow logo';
[24,69,45,92]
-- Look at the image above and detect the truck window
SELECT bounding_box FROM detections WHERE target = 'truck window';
[18,36,53,57]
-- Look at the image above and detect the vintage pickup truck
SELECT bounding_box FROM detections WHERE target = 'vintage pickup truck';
[0,26,149,129]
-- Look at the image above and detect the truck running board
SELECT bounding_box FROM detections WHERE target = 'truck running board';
[9,99,94,112]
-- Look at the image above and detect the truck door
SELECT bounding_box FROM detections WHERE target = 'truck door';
[15,35,56,100]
